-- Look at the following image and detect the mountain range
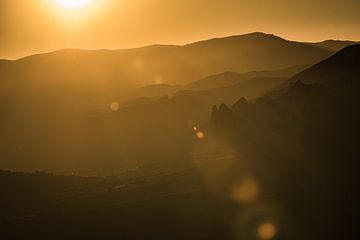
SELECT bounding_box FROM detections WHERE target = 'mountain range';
[1,32,356,88]
[0,32,358,173]
[1,42,359,240]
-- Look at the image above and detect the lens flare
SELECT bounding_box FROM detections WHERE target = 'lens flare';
[231,177,260,204]
[257,222,277,239]
[196,131,205,139]
[110,101,120,112]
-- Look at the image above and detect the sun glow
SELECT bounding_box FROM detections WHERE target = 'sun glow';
[47,0,106,24]
[55,0,93,10]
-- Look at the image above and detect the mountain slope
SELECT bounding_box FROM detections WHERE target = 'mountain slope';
[309,40,359,52]
[211,43,360,240]
[0,32,351,117]
[0,34,357,173]
[0,32,348,89]
[185,72,247,91]
[289,44,360,84]
[120,65,310,102]
[176,76,287,104]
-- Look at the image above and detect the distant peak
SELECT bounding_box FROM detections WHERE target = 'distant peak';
[228,32,281,39]
[232,98,248,111]
[228,32,286,41]
[219,103,229,110]
[233,97,248,106]
[244,32,277,37]
[186,32,286,47]
[316,39,359,44]
[219,103,232,114]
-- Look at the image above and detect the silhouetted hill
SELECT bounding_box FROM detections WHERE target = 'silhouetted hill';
[186,72,246,91]
[0,69,289,173]
[121,65,309,101]
[124,84,182,100]
[309,39,359,52]
[211,44,360,240]
[182,32,333,74]
[74,74,288,174]
[213,44,360,138]
[176,76,287,104]
[185,65,308,91]
[241,64,310,79]
[289,44,360,84]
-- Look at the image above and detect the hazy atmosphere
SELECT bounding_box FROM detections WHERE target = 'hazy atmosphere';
[1,1,359,239]
[1,0,360,59]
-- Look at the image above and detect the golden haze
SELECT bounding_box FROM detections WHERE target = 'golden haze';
[0,0,360,59]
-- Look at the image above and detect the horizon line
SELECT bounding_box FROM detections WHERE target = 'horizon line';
[1,31,359,61]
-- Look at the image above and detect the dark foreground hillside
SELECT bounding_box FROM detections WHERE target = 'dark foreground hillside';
[211,44,360,239]
[0,165,258,240]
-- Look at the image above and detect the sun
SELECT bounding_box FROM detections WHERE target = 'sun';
[48,0,103,23]
[54,0,93,10]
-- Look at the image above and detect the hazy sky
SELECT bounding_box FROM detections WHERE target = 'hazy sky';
[1,0,360,59]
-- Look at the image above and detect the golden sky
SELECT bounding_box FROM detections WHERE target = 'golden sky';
[1,0,360,59]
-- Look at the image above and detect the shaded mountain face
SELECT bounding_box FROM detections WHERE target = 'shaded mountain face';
[289,44,360,84]
[0,65,290,173]
[34,74,288,173]
[185,65,309,91]
[174,76,287,105]
[122,84,182,102]
[0,32,341,119]
[186,72,247,91]
[211,44,360,240]
[121,65,309,102]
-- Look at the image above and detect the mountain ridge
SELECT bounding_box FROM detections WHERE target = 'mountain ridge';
[6,32,358,62]
[289,44,360,84]
[119,65,309,102]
